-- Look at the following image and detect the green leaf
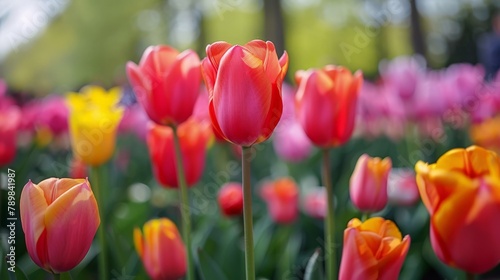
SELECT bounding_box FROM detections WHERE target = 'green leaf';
[305,248,324,280]
[197,248,229,280]
[7,265,29,280]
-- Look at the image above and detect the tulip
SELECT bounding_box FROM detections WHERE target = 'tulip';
[260,177,299,224]
[147,118,212,188]
[20,178,100,273]
[66,86,124,166]
[134,218,187,280]
[387,168,420,206]
[350,154,392,212]
[415,145,500,273]
[339,217,410,280]
[69,157,88,179]
[201,40,289,146]
[302,187,327,219]
[295,65,363,147]
[126,45,201,126]
[218,182,244,217]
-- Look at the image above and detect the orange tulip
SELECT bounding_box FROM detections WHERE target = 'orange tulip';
[147,119,212,188]
[201,40,288,146]
[134,218,187,280]
[20,178,100,273]
[218,182,244,217]
[339,217,410,280]
[415,145,500,273]
[469,115,500,155]
[127,45,201,126]
[349,154,392,212]
[260,177,299,224]
[295,65,363,147]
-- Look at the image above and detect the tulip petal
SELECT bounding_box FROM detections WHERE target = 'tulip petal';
[201,58,217,97]
[378,235,410,279]
[339,228,378,280]
[278,51,289,82]
[206,41,232,71]
[213,46,272,146]
[134,227,144,259]
[20,181,50,270]
[44,181,100,273]
[140,45,179,77]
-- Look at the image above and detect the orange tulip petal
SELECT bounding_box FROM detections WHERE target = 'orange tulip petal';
[339,228,378,280]
[206,41,232,71]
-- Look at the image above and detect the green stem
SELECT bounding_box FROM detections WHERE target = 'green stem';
[242,146,255,280]
[172,126,194,280]
[322,149,336,280]
[90,166,108,280]
[465,272,475,280]
[361,213,369,221]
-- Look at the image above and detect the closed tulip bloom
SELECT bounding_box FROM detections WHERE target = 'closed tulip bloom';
[260,177,299,224]
[127,45,201,126]
[302,187,327,219]
[295,65,363,147]
[339,217,410,280]
[147,119,212,188]
[67,86,124,166]
[134,218,187,280]
[201,40,289,146]
[415,145,500,273]
[350,154,392,212]
[218,182,244,217]
[20,178,100,273]
[470,115,500,155]
[387,168,420,206]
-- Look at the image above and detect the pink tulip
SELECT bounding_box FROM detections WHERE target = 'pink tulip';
[350,154,392,212]
[302,187,327,219]
[20,178,100,273]
[127,45,201,126]
[387,168,420,206]
[218,182,244,217]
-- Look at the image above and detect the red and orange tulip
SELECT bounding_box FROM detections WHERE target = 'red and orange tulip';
[260,177,299,224]
[20,178,100,273]
[295,65,363,147]
[134,218,187,280]
[339,217,410,280]
[416,145,500,273]
[147,119,212,188]
[350,154,392,212]
[127,45,201,126]
[218,182,244,217]
[201,40,288,146]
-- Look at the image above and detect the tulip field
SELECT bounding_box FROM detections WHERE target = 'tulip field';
[2,2,500,280]
[1,41,500,280]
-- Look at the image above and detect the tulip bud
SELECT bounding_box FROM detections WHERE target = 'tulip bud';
[349,154,391,212]
[339,217,410,280]
[20,178,100,273]
[134,218,187,280]
[218,182,244,217]
[201,40,288,146]
[260,177,299,224]
[127,45,201,127]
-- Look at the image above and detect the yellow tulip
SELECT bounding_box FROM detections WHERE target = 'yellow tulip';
[66,86,123,166]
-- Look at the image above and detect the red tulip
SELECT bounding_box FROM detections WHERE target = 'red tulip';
[0,103,20,166]
[295,65,362,147]
[147,119,212,188]
[201,40,288,146]
[134,218,187,280]
[127,45,201,126]
[339,217,410,280]
[20,178,100,273]
[260,177,299,224]
[218,182,244,217]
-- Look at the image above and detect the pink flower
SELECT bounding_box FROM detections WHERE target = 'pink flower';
[260,177,299,224]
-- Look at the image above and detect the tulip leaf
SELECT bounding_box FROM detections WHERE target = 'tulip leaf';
[304,248,324,280]
[7,265,28,280]
[197,248,229,280]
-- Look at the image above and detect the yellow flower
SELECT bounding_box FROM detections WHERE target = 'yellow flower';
[67,86,123,166]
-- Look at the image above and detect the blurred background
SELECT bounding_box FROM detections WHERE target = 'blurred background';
[1,0,500,94]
